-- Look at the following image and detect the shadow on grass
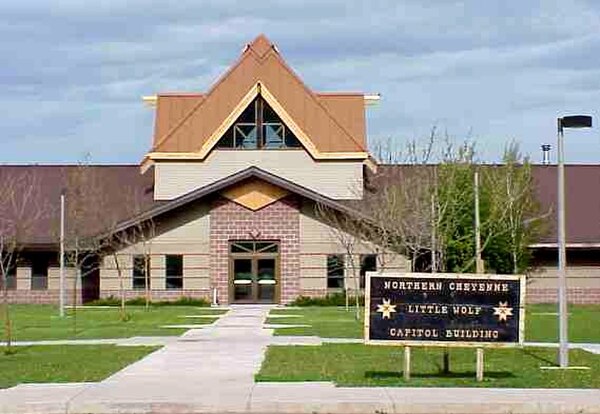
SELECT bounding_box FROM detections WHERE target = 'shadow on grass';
[521,348,555,366]
[365,370,515,379]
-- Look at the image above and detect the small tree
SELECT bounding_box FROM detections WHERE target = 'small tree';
[0,170,48,348]
[315,204,371,320]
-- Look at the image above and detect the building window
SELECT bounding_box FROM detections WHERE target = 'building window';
[165,255,183,290]
[216,96,301,150]
[327,255,345,289]
[360,254,377,289]
[1,262,17,291]
[31,259,48,290]
[133,255,150,290]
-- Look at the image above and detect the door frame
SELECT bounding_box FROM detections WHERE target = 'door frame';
[228,241,280,304]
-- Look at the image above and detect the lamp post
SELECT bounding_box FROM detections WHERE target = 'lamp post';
[556,115,592,368]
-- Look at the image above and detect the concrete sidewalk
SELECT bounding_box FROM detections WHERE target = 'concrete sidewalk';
[0,305,598,414]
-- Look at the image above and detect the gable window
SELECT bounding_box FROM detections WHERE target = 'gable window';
[133,255,150,290]
[165,255,183,290]
[217,95,301,150]
[359,254,377,289]
[327,255,345,289]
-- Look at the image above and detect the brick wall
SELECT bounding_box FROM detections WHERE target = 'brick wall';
[527,288,600,304]
[210,196,300,304]
[2,289,82,305]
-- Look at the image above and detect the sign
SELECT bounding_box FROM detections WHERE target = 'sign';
[365,273,525,347]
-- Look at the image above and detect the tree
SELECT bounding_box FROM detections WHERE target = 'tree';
[0,170,48,348]
[481,142,547,274]
[315,203,373,320]
[64,163,156,321]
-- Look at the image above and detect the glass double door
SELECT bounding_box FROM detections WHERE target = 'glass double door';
[230,241,279,303]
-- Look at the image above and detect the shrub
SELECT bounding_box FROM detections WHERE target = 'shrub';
[86,296,120,306]
[86,296,211,307]
[152,297,210,307]
[290,292,364,307]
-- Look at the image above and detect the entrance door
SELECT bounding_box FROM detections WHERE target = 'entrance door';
[230,241,279,303]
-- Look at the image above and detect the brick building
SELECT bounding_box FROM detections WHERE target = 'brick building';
[1,35,599,305]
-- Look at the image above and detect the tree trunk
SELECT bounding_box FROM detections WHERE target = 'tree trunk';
[72,261,79,336]
[145,253,150,311]
[114,254,126,321]
[2,273,12,350]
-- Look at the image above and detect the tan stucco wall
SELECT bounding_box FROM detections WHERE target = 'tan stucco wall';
[528,265,600,289]
[16,267,31,290]
[47,266,78,290]
[299,203,408,292]
[154,150,364,200]
[99,203,211,292]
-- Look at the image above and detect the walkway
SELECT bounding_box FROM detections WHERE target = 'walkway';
[0,305,599,414]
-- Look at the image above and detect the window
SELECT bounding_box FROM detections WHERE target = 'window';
[359,254,377,289]
[230,241,279,254]
[133,255,150,290]
[1,262,16,290]
[216,96,301,150]
[31,258,48,290]
[327,255,345,289]
[166,255,183,290]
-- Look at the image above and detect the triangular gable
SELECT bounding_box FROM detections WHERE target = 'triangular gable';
[110,166,362,235]
[145,35,368,163]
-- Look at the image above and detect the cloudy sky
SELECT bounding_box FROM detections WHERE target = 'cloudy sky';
[2,0,599,164]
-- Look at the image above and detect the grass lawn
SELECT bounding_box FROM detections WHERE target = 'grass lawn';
[257,343,599,388]
[0,345,157,389]
[267,304,600,342]
[0,305,227,341]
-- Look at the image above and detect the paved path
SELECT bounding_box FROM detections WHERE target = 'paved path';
[0,305,599,414]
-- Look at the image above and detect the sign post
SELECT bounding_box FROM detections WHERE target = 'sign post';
[365,272,526,380]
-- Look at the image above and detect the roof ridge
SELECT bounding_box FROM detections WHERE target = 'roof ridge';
[264,49,366,152]
[152,36,366,154]
[152,46,258,152]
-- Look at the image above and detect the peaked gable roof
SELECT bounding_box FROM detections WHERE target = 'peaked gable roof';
[145,35,368,164]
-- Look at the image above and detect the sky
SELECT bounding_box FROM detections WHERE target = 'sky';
[1,0,600,165]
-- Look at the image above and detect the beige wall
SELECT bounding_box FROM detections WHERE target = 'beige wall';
[299,203,408,291]
[528,265,600,289]
[16,267,31,291]
[154,150,364,200]
[100,203,211,292]
[47,266,78,290]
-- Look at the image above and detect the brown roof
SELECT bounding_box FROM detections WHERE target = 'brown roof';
[369,164,600,246]
[1,164,599,248]
[149,35,367,158]
[531,165,600,245]
[0,166,157,246]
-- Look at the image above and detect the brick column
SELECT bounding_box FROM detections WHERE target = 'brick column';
[210,196,300,305]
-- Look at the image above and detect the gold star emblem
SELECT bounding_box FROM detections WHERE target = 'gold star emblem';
[493,301,513,322]
[376,298,397,320]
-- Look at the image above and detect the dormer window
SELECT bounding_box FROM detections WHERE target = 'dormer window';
[217,96,301,149]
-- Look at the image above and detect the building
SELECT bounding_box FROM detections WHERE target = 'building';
[1,35,598,305]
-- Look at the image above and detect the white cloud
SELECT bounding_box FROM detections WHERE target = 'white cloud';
[1,0,600,163]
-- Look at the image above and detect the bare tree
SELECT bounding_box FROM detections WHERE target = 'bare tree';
[0,170,48,348]
[315,204,372,320]
[101,185,157,313]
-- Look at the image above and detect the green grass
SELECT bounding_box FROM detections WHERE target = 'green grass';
[257,343,600,388]
[0,305,227,341]
[0,345,157,389]
[268,304,600,342]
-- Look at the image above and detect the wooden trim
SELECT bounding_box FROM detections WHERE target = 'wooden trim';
[228,241,280,304]
[143,82,369,162]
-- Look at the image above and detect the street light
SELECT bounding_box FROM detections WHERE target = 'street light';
[556,115,592,368]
